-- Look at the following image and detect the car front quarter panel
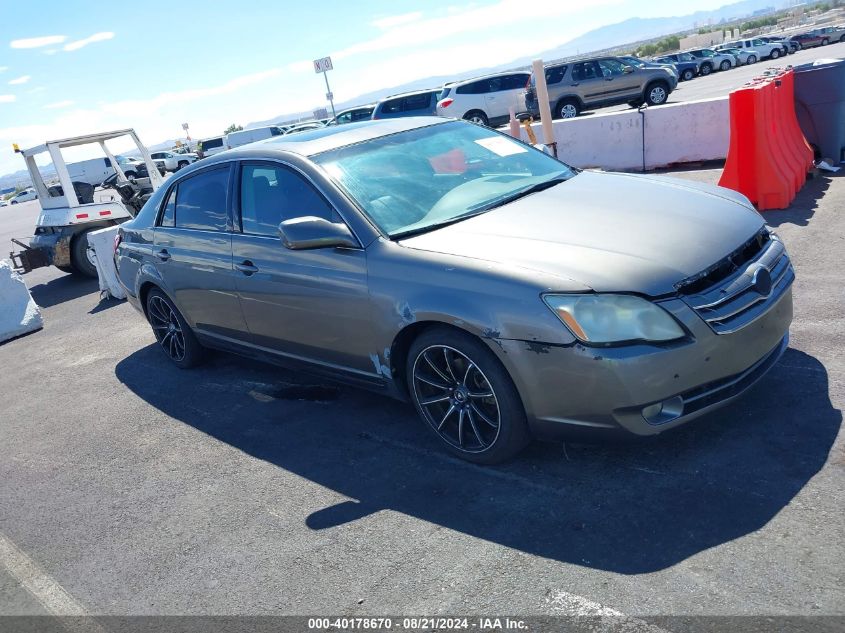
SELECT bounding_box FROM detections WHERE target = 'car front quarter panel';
[365,239,588,377]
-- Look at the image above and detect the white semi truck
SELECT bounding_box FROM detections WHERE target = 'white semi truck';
[9,129,163,278]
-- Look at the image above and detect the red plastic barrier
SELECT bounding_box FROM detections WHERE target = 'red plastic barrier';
[719,69,813,211]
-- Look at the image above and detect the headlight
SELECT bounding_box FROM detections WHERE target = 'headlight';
[543,294,685,344]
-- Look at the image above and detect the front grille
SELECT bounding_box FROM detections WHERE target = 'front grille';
[680,233,794,334]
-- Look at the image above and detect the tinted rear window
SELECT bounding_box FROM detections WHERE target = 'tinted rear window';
[174,167,229,231]
[203,137,224,150]
[403,93,431,111]
[546,65,568,84]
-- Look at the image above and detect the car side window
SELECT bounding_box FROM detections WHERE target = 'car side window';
[174,167,229,231]
[159,187,176,227]
[382,97,403,114]
[240,163,338,237]
[545,65,567,84]
[572,62,598,81]
[337,112,352,124]
[598,59,626,77]
[403,93,430,112]
[457,81,484,95]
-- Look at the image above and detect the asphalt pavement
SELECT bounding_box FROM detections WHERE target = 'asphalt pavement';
[0,166,843,629]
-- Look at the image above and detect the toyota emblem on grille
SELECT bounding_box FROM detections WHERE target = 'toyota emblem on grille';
[752,267,773,297]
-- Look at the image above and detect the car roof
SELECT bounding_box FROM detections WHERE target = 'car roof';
[217,117,449,158]
[379,88,439,101]
[444,69,531,86]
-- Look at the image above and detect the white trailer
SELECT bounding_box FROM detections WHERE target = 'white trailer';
[9,129,163,278]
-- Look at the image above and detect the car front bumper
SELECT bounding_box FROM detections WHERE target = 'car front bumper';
[491,285,793,439]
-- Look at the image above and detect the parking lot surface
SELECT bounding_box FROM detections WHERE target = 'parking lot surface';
[0,166,843,626]
[590,41,845,116]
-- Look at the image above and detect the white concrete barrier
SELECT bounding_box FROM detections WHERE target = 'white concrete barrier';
[520,96,730,171]
[0,260,43,343]
[87,225,126,300]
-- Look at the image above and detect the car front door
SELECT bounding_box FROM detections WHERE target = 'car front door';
[230,160,376,377]
[152,163,250,343]
[597,58,641,102]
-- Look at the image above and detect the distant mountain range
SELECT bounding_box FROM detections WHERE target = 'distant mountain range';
[2,0,791,185]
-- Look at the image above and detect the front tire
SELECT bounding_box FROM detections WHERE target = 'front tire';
[645,81,669,106]
[462,110,489,126]
[822,38,829,46]
[681,68,695,81]
[720,60,732,70]
[699,63,712,76]
[145,288,205,369]
[770,48,781,59]
[747,54,757,64]
[178,161,189,170]
[407,328,530,464]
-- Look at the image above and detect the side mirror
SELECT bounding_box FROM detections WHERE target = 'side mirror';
[278,216,358,250]
[622,65,634,73]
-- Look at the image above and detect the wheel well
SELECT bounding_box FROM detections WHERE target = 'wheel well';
[390,321,483,397]
[138,281,161,317]
[462,109,487,121]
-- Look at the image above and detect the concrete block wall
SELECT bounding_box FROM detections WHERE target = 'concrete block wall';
[520,96,730,171]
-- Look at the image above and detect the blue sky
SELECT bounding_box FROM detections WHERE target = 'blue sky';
[0,0,705,176]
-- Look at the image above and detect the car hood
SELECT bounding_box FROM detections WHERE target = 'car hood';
[399,170,765,296]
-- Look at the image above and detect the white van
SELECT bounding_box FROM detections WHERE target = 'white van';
[225,126,285,150]
[66,155,144,186]
[198,136,226,157]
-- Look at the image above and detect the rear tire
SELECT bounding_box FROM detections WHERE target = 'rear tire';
[747,54,757,64]
[770,49,780,60]
[555,98,580,119]
[720,60,731,71]
[70,229,98,278]
[822,38,829,46]
[406,327,530,464]
[178,161,189,170]
[145,288,206,369]
[462,110,489,126]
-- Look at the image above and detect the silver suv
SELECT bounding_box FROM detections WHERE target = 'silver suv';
[524,56,677,119]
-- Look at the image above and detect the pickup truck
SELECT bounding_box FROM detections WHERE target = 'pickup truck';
[149,150,198,172]
[718,38,784,62]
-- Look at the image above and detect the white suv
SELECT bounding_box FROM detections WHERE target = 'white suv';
[716,38,783,63]
[436,71,531,127]
[150,150,198,172]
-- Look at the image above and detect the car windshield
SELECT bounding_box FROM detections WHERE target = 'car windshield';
[314,121,576,238]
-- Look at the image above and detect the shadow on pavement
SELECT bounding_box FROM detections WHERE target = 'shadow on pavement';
[765,170,841,228]
[28,274,98,309]
[115,345,839,575]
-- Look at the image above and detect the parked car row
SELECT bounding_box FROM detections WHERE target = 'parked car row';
[186,23,844,151]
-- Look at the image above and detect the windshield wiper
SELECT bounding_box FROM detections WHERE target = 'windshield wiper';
[466,175,569,214]
[391,211,490,240]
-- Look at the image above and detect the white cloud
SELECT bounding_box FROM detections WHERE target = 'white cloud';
[44,100,74,109]
[0,95,15,103]
[292,0,622,69]
[372,11,423,30]
[10,35,67,49]
[63,32,114,52]
[0,66,7,72]
[8,75,31,85]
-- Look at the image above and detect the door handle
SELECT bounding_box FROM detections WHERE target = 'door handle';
[155,249,170,262]
[570,82,580,86]
[235,260,259,275]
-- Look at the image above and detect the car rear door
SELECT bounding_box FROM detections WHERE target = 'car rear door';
[152,163,250,343]
[570,61,604,105]
[230,160,376,376]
